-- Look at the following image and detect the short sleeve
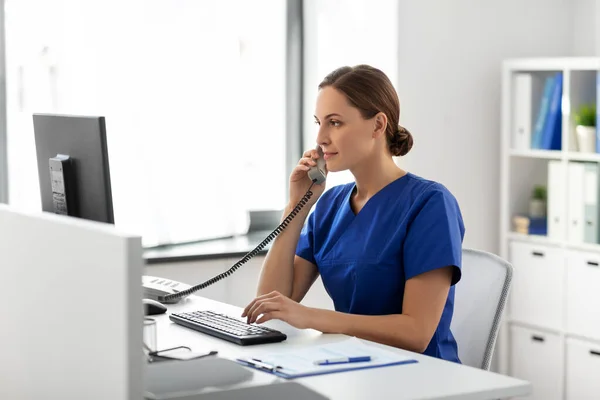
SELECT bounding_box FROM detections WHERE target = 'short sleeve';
[403,188,465,285]
[295,210,317,265]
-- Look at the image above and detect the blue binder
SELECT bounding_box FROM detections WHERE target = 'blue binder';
[540,72,563,150]
[532,76,555,149]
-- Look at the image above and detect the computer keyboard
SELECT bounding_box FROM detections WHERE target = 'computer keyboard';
[169,310,287,346]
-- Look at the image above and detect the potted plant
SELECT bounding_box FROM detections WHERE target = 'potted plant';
[574,104,596,153]
[529,184,547,218]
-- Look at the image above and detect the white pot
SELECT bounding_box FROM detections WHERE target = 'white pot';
[575,125,596,153]
[529,199,546,218]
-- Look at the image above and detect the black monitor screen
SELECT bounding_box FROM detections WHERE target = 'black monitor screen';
[33,114,114,224]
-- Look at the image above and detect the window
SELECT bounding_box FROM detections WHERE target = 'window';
[5,0,288,247]
[303,0,399,189]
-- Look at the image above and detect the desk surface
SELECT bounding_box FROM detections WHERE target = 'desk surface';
[152,296,530,400]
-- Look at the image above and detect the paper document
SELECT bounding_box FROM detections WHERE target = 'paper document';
[236,337,418,379]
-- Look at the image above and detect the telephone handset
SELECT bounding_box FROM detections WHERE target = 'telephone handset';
[152,146,327,304]
[307,146,327,185]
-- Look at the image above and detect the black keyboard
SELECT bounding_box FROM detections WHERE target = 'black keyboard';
[169,310,287,346]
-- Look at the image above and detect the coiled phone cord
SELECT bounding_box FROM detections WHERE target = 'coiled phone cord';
[160,181,316,303]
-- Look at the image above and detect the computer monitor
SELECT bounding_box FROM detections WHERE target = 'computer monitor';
[33,113,114,224]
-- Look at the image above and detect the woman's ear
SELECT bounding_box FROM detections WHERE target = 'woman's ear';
[372,112,388,139]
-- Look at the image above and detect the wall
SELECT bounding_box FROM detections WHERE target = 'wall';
[596,0,600,55]
[396,0,577,253]
[572,0,600,56]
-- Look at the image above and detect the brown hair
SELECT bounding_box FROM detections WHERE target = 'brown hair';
[318,65,413,157]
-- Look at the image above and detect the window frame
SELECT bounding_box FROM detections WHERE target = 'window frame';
[283,0,305,204]
[0,0,7,204]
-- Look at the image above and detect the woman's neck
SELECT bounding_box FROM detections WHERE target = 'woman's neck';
[350,154,407,202]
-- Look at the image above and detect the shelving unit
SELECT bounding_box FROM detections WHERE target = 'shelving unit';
[500,57,600,399]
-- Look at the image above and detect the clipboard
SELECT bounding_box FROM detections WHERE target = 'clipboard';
[236,337,418,379]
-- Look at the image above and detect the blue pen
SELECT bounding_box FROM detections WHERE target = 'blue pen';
[313,356,371,366]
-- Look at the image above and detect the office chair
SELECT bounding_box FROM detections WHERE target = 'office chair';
[450,248,513,370]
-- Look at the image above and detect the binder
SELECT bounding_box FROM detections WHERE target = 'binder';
[540,72,562,150]
[532,76,555,149]
[583,163,600,244]
[547,160,566,240]
[512,74,534,150]
[236,337,418,379]
[567,162,585,243]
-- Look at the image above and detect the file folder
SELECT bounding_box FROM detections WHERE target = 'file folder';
[513,73,535,150]
[236,337,418,379]
[547,160,566,240]
[568,162,585,243]
[584,163,600,244]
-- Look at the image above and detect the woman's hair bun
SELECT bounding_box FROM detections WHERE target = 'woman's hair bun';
[389,124,413,157]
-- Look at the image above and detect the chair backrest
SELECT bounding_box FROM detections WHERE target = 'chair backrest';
[450,248,513,370]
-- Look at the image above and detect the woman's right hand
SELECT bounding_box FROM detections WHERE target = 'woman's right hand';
[288,148,327,207]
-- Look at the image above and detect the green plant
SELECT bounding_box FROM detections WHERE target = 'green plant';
[532,185,547,201]
[574,104,596,127]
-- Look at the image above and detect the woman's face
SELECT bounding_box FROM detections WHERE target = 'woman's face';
[314,86,377,173]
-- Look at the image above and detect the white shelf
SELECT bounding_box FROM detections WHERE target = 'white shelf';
[566,152,600,162]
[565,241,600,253]
[508,320,564,337]
[503,57,600,72]
[509,150,600,162]
[507,232,600,252]
[508,321,600,346]
[509,149,562,159]
[506,232,560,246]
[565,332,600,346]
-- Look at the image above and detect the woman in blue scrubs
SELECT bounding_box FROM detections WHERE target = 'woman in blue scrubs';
[242,65,465,363]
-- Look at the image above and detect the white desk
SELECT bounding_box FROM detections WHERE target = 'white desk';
[151,296,530,400]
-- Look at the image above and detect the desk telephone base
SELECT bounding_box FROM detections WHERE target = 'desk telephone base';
[143,275,191,304]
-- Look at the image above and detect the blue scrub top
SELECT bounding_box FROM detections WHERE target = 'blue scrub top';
[296,172,465,363]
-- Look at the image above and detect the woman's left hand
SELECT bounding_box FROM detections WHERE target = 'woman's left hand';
[241,291,313,329]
